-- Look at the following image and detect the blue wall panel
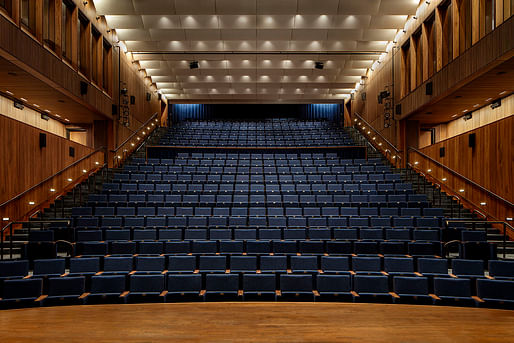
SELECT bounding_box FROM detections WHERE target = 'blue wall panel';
[170,104,342,122]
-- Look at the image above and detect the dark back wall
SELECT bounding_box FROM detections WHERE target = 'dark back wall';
[169,104,343,123]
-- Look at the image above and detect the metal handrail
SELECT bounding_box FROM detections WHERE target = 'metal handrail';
[409,147,514,208]
[446,219,514,259]
[353,112,401,154]
[0,147,106,209]
[1,220,71,260]
[112,112,159,154]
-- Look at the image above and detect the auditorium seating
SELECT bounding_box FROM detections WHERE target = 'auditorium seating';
[0,118,509,310]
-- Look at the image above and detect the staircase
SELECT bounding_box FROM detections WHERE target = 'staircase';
[1,126,167,260]
[346,126,513,258]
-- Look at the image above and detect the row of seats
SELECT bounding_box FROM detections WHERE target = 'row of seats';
[130,156,379,163]
[72,216,444,229]
[73,240,446,256]
[122,164,391,171]
[2,257,507,278]
[72,228,483,243]
[75,206,443,218]
[2,274,513,309]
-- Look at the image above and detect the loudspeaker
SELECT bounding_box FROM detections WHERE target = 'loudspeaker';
[69,146,75,157]
[39,133,46,148]
[361,92,366,101]
[146,92,151,101]
[130,96,136,105]
[395,104,402,115]
[439,147,445,157]
[377,95,383,104]
[426,81,433,95]
[468,133,476,148]
[80,81,88,95]
[112,104,118,115]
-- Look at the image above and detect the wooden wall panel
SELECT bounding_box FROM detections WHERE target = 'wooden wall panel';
[410,115,514,221]
[0,114,103,222]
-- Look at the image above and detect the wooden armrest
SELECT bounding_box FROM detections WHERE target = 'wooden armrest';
[225,269,230,273]
[256,270,261,274]
[60,273,68,277]
[199,290,206,296]
[472,296,485,303]
[35,295,48,302]
[485,275,494,280]
[381,271,389,276]
[23,275,32,279]
[429,294,441,300]
[129,271,137,275]
[160,291,168,297]
[79,293,90,299]
[349,271,356,275]
[449,273,458,278]
[95,271,104,276]
[238,290,243,296]
[389,292,400,299]
[286,269,292,273]
[161,270,168,275]
[275,290,282,296]
[313,290,320,297]
[350,291,359,297]
[318,270,323,274]
[414,272,423,277]
[194,270,199,273]
[120,291,129,297]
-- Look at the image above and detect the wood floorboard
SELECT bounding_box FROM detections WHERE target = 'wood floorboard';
[0,303,513,343]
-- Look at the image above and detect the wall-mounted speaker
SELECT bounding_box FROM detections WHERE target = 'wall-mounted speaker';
[361,92,366,101]
[146,92,151,101]
[69,146,75,157]
[39,133,47,148]
[426,81,433,95]
[80,81,88,95]
[377,95,383,104]
[439,147,445,157]
[130,96,136,105]
[112,104,118,115]
[395,104,402,115]
[468,133,476,148]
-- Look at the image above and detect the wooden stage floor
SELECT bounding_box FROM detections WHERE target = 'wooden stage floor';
[1,303,513,342]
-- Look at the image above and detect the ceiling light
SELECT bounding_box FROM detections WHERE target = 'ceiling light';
[64,118,70,122]
[314,61,324,70]
[427,169,432,172]
[20,97,27,102]
[2,218,9,221]
[33,104,40,108]
[82,169,87,173]
[131,143,135,146]
[189,61,199,69]
[459,189,465,192]
[55,114,61,118]
[414,162,419,165]
[499,91,507,95]
[451,114,457,118]
[95,162,99,165]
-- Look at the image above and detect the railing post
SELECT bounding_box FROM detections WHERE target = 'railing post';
[9,223,13,259]
[503,222,507,259]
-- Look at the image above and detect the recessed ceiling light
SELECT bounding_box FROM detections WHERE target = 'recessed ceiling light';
[473,104,479,108]
[55,114,61,118]
[442,178,447,181]
[67,178,72,182]
[50,188,56,192]
[414,162,419,165]
[451,114,457,117]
